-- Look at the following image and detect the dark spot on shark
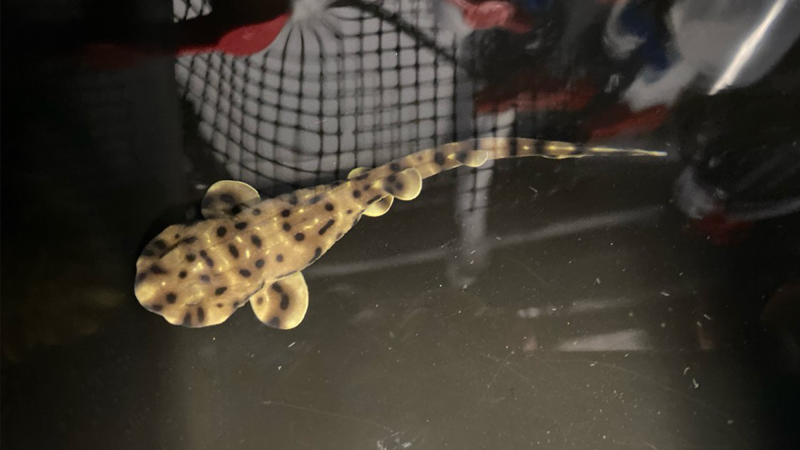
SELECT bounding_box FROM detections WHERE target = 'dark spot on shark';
[179,270,187,279]
[280,294,290,310]
[281,209,291,218]
[387,175,396,183]
[283,223,291,232]
[220,193,236,204]
[252,208,262,216]
[434,151,446,166]
[186,253,196,262]
[196,307,205,323]
[276,254,284,262]
[309,247,322,264]
[251,235,262,247]
[256,296,264,305]
[271,283,284,293]
[268,317,281,328]
[153,239,167,250]
[240,269,252,278]
[199,250,214,267]
[150,265,167,275]
[150,303,163,312]
[390,162,402,172]
[228,244,239,258]
[200,274,211,283]
[355,173,369,181]
[216,226,227,237]
[182,236,198,244]
[166,293,177,304]
[367,195,382,205]
[325,202,334,211]
[455,150,469,163]
[141,248,155,257]
[294,232,305,241]
[135,272,148,285]
[182,312,192,326]
[319,219,335,235]
[309,195,322,204]
[353,190,362,199]
[215,286,227,296]
[255,259,265,268]
[234,222,248,230]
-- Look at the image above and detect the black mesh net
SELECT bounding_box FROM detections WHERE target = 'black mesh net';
[173,0,497,197]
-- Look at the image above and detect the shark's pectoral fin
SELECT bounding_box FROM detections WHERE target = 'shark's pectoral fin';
[201,180,261,219]
[378,168,422,201]
[250,272,309,330]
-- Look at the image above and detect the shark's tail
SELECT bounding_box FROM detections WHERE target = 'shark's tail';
[400,137,667,181]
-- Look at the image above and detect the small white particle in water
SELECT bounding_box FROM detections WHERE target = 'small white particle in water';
[470,250,476,255]
[288,342,295,348]
[628,311,634,317]
[596,278,601,284]
[661,322,667,328]
[692,378,700,388]
[684,367,690,375]
[660,291,670,296]
[590,362,597,367]
[703,314,713,320]
[496,236,502,240]
[727,419,734,425]
[610,242,614,246]
[278,366,282,371]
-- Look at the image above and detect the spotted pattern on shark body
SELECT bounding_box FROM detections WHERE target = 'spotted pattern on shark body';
[133,137,665,329]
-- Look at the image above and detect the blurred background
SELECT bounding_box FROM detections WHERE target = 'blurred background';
[2,0,799,448]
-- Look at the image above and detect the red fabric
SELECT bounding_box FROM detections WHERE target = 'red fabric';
[587,104,670,140]
[177,13,292,56]
[446,0,534,34]
[475,69,596,113]
[81,43,152,70]
[685,212,754,246]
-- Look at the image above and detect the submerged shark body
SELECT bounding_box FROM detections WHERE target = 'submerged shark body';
[134,137,665,328]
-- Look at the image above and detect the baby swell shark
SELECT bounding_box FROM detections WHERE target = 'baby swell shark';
[134,137,665,329]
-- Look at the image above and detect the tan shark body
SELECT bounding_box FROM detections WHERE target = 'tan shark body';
[133,137,665,328]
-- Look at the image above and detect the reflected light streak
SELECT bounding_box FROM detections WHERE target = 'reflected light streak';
[709,0,788,95]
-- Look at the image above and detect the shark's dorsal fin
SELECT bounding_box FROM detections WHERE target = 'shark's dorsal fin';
[250,272,309,330]
[201,180,261,219]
